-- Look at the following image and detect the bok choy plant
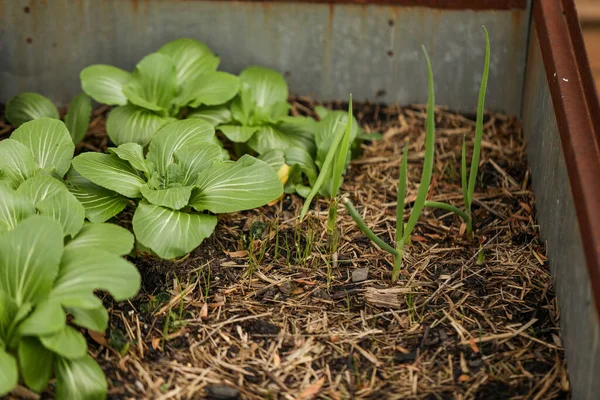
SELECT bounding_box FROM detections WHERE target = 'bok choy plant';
[190,66,315,156]
[423,26,490,239]
[342,47,437,282]
[70,119,283,259]
[80,38,240,147]
[4,92,92,144]
[255,108,365,200]
[0,118,76,188]
[192,66,378,198]
[0,117,130,228]
[0,183,140,398]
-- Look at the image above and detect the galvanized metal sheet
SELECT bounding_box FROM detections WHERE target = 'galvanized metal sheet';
[0,0,529,115]
[522,25,600,400]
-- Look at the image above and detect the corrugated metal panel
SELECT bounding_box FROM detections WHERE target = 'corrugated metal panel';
[522,22,600,400]
[0,0,530,115]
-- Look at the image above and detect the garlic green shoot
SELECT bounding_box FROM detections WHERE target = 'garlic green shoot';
[424,26,490,239]
[299,95,354,228]
[343,46,436,282]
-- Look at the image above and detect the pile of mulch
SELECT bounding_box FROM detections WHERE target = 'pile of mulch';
[0,100,569,400]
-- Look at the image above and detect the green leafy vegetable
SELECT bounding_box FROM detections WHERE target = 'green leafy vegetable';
[188,104,232,127]
[122,53,178,114]
[64,92,93,144]
[132,201,217,259]
[10,118,74,177]
[65,222,134,256]
[16,174,88,239]
[0,118,76,192]
[65,169,130,223]
[5,92,59,127]
[18,338,54,392]
[72,119,283,259]
[0,348,18,396]
[55,354,107,400]
[80,38,240,146]
[194,66,316,190]
[80,65,131,106]
[5,92,93,144]
[0,115,120,229]
[212,66,377,200]
[105,103,174,147]
[0,213,139,397]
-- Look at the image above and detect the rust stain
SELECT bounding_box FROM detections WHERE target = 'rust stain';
[360,3,367,16]
[320,3,335,96]
[129,0,152,15]
[507,10,524,109]
[263,1,270,23]
[75,0,84,16]
[328,3,334,26]
[428,9,441,52]
[26,0,41,33]
[510,8,523,48]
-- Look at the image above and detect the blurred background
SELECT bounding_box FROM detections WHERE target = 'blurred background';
[578,0,600,94]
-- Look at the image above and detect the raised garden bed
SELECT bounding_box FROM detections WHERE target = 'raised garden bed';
[1,0,600,399]
[0,100,568,399]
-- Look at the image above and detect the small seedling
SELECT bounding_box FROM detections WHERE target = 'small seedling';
[273,214,281,260]
[293,219,316,267]
[299,95,354,240]
[247,235,269,279]
[476,244,486,265]
[176,276,185,320]
[342,46,437,282]
[246,220,269,276]
[197,265,212,300]
[161,310,171,350]
[424,26,490,239]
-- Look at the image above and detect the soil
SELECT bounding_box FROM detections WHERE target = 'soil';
[0,100,569,400]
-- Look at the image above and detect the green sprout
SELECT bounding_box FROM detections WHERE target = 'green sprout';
[342,46,436,282]
[423,26,490,239]
[299,95,354,237]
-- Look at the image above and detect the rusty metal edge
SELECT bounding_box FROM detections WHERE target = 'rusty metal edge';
[533,0,600,317]
[211,0,526,10]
